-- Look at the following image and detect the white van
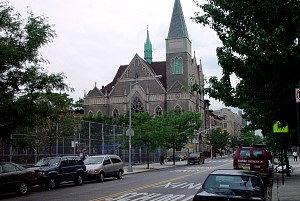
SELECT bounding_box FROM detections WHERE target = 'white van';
[84,155,124,182]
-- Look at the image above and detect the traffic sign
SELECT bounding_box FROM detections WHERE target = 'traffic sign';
[126,128,134,136]
[296,88,300,103]
[273,121,289,133]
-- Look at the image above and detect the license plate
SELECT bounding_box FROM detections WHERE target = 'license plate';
[254,165,260,169]
[243,165,250,170]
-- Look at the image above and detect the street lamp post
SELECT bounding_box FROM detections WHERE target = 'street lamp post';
[127,81,134,172]
[125,75,162,172]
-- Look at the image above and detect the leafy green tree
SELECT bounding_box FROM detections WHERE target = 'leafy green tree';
[82,110,201,165]
[239,129,264,146]
[130,113,163,168]
[27,93,75,155]
[192,0,300,133]
[193,0,299,171]
[156,110,202,163]
[0,3,70,141]
[207,128,229,156]
[228,135,241,154]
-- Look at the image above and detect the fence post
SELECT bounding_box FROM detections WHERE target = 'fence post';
[102,123,104,154]
[10,134,12,162]
[89,121,91,155]
[113,125,116,154]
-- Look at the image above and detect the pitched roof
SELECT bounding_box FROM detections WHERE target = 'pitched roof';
[100,65,127,94]
[100,61,167,95]
[167,0,189,39]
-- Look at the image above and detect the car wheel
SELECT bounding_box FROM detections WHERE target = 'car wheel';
[116,170,123,179]
[17,181,28,195]
[75,173,83,186]
[97,172,104,182]
[46,177,56,190]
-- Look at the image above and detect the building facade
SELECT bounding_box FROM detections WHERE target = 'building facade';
[213,108,243,137]
[84,0,204,119]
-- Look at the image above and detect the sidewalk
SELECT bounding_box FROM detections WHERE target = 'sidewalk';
[272,157,300,201]
[123,155,229,175]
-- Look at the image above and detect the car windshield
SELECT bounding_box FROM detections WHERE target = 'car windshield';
[35,158,60,167]
[203,174,263,196]
[189,153,199,157]
[84,157,104,165]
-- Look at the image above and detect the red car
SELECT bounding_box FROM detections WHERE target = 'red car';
[187,152,205,165]
[233,145,274,186]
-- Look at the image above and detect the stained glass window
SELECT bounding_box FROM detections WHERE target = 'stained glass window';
[132,97,144,113]
[155,106,162,116]
[113,109,119,118]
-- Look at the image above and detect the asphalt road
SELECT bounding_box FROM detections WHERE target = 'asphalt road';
[0,158,251,201]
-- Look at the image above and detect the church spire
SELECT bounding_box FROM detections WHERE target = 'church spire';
[167,0,189,39]
[144,26,153,64]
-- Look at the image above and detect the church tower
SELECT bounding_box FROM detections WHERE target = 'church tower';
[166,0,191,91]
[144,26,153,64]
[166,0,192,109]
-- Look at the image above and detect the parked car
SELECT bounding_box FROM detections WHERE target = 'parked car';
[167,154,185,161]
[84,155,124,182]
[0,162,37,196]
[187,152,205,165]
[193,169,266,201]
[233,144,273,186]
[32,156,86,190]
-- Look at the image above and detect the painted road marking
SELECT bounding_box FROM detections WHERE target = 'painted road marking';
[89,162,230,201]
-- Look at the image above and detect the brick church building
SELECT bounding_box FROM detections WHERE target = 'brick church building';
[84,0,205,119]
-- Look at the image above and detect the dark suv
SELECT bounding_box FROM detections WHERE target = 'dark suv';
[33,156,86,190]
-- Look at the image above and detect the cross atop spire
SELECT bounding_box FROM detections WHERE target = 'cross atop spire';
[167,0,189,39]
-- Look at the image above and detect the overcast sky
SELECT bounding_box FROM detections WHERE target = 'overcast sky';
[6,0,240,112]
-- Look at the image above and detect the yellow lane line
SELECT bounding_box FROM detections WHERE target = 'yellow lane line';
[89,162,231,201]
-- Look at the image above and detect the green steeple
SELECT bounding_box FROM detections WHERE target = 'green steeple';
[144,26,152,64]
[167,0,189,39]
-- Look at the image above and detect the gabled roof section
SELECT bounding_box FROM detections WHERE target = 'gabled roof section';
[148,61,166,89]
[100,55,167,95]
[167,0,189,39]
[86,87,104,97]
[100,65,127,94]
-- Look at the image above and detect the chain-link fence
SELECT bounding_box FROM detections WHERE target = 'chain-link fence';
[0,121,168,166]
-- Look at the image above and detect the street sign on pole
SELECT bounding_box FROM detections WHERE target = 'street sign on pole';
[295,88,300,103]
[126,128,134,136]
[273,121,289,133]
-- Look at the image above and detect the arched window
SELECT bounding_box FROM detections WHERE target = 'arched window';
[155,106,162,116]
[178,58,183,74]
[132,97,144,113]
[175,105,182,113]
[96,111,102,117]
[88,111,93,117]
[171,57,183,74]
[113,109,119,118]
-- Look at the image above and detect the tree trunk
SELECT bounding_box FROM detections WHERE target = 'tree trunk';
[284,148,291,176]
[147,146,150,169]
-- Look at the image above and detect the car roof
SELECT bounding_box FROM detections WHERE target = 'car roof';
[43,156,79,159]
[88,154,120,158]
[210,169,260,177]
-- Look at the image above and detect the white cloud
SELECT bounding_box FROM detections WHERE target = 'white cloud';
[7,0,232,110]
